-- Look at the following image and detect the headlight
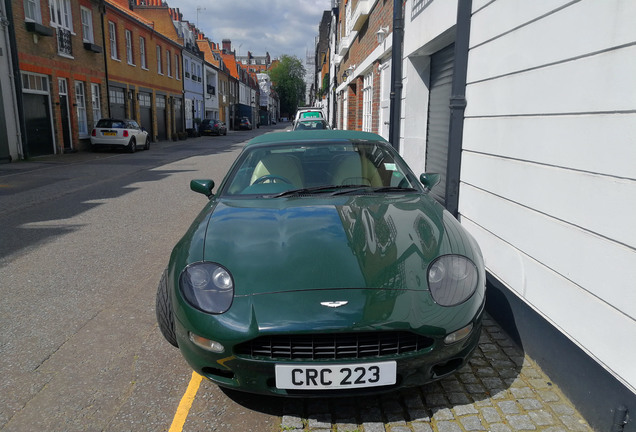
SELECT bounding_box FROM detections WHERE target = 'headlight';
[180,262,234,314]
[427,255,479,306]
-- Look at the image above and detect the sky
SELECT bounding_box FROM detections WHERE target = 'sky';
[163,0,332,62]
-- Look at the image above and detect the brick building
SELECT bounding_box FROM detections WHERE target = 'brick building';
[13,0,107,156]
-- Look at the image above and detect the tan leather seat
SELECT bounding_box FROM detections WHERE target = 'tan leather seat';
[331,153,383,186]
[250,153,304,188]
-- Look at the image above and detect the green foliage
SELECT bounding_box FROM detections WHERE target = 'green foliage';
[268,55,306,115]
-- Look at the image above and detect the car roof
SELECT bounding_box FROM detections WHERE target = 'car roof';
[245,130,389,147]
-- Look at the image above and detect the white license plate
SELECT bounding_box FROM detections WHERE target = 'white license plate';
[275,361,396,390]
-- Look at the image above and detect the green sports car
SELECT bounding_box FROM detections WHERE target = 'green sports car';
[156,130,485,396]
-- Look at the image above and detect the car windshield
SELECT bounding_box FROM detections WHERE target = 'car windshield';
[96,119,126,128]
[222,141,420,197]
[295,120,328,130]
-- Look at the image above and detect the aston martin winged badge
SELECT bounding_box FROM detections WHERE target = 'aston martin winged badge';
[320,301,348,308]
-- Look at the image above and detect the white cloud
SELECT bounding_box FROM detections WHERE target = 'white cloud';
[164,0,332,61]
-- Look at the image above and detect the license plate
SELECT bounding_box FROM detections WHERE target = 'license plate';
[103,131,116,136]
[275,361,396,390]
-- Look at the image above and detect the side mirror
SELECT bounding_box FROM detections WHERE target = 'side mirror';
[190,179,215,198]
[419,173,441,190]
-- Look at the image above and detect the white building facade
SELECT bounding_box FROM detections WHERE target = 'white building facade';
[398,0,636,429]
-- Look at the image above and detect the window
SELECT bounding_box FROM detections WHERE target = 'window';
[24,0,42,23]
[362,72,373,132]
[108,21,118,59]
[75,81,88,137]
[49,0,72,30]
[174,54,180,79]
[139,37,147,69]
[184,59,190,78]
[125,30,134,65]
[80,7,93,43]
[156,46,162,74]
[166,50,172,77]
[91,83,101,126]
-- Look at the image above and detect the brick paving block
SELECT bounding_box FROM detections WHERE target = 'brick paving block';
[431,407,454,421]
[517,398,542,410]
[481,377,505,390]
[465,383,486,394]
[480,343,499,353]
[447,392,471,405]
[528,410,556,426]
[473,398,493,408]
[497,400,520,415]
[489,424,513,432]
[521,368,544,380]
[558,415,592,432]
[510,387,534,399]
[490,359,517,369]
[281,415,304,430]
[412,422,433,432]
[308,414,332,429]
[441,378,464,393]
[361,421,386,432]
[460,415,485,431]
[476,367,497,377]
[549,403,576,416]
[469,357,489,368]
[541,427,567,432]
[388,427,411,432]
[335,420,359,431]
[403,394,425,410]
[436,421,463,432]
[408,409,431,422]
[453,403,478,416]
[459,372,479,384]
[479,406,502,423]
[536,390,560,403]
[506,414,537,430]
[424,393,448,407]
[490,388,510,400]
[386,413,407,425]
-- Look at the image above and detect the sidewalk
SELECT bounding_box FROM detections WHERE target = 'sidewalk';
[278,314,594,432]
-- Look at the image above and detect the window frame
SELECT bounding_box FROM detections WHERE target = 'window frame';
[80,6,93,43]
[108,21,118,60]
[75,81,88,137]
[125,29,134,65]
[49,0,73,31]
[156,45,163,75]
[139,37,147,69]
[362,72,373,132]
[91,83,102,126]
[24,0,42,23]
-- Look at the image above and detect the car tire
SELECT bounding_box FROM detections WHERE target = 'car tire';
[156,270,178,348]
[128,138,136,153]
[144,137,150,150]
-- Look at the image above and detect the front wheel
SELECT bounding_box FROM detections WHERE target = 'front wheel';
[156,270,178,347]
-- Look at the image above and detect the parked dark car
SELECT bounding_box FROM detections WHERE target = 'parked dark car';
[156,130,486,397]
[200,119,227,136]
[239,117,252,130]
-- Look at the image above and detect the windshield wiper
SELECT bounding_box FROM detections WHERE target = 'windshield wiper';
[331,186,417,196]
[272,184,369,198]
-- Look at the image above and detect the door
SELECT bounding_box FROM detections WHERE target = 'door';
[174,97,183,133]
[23,93,54,156]
[139,92,152,137]
[109,87,126,120]
[425,43,455,205]
[379,60,391,140]
[155,95,166,140]
[58,78,72,150]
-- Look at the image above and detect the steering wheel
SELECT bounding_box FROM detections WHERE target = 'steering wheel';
[253,175,292,185]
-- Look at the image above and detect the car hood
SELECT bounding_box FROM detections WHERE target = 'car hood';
[202,194,463,296]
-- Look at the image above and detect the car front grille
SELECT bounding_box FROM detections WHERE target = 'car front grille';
[234,331,435,360]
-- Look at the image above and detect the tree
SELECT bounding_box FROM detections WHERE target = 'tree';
[268,55,306,117]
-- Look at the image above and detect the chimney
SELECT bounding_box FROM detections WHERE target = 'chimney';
[222,39,232,52]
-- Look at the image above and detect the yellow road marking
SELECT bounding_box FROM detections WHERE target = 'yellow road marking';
[169,371,203,432]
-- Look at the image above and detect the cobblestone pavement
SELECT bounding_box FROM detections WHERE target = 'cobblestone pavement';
[277,315,594,432]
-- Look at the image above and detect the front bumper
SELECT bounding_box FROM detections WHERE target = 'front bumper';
[174,304,484,397]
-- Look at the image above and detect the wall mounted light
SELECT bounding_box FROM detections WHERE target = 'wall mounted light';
[376,26,389,44]
[342,64,356,80]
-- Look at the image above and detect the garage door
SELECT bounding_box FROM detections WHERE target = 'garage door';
[425,43,455,205]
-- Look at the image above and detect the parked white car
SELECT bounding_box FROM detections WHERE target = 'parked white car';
[90,118,150,153]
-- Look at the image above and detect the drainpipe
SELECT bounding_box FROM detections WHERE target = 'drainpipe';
[611,405,629,432]
[445,0,472,218]
[4,0,27,159]
[388,0,404,151]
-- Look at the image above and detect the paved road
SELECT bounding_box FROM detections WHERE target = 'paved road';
[0,125,594,432]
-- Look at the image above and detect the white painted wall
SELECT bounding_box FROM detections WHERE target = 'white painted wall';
[459,0,636,393]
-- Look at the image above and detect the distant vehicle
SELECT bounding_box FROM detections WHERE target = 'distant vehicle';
[239,117,252,130]
[293,107,325,125]
[90,118,149,153]
[293,119,330,131]
[200,119,227,136]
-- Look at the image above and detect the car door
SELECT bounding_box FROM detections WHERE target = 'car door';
[129,120,143,143]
